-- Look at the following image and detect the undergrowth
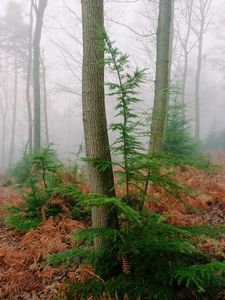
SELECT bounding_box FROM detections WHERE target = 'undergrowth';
[5,35,225,300]
[163,90,216,172]
[46,37,225,300]
[48,196,225,300]
[6,146,88,232]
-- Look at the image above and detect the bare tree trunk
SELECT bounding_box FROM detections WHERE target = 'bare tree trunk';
[2,113,6,170]
[0,95,7,171]
[26,0,34,154]
[81,0,118,232]
[0,63,9,171]
[194,0,212,142]
[195,24,203,142]
[180,0,194,107]
[149,0,172,154]
[9,55,18,166]
[41,52,49,146]
[33,0,48,152]
[168,0,175,83]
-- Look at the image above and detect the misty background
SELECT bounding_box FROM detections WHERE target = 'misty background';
[0,0,225,170]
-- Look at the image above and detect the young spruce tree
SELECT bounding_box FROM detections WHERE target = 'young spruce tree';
[104,33,145,202]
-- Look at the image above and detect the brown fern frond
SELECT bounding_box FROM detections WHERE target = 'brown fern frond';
[122,254,131,275]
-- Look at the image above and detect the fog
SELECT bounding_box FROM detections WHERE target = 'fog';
[0,0,225,170]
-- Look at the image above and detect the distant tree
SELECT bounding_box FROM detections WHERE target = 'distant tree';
[33,0,48,152]
[8,53,18,166]
[0,62,9,171]
[81,0,118,235]
[26,0,34,154]
[40,51,49,146]
[175,0,195,107]
[148,0,173,154]
[0,1,29,166]
[193,0,212,141]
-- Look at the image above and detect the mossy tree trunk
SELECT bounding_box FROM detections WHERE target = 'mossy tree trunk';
[81,0,118,231]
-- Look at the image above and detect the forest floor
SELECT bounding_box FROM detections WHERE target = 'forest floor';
[1,152,225,299]
[0,188,86,299]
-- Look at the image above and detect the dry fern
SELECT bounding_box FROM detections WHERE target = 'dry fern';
[122,254,131,275]
[98,292,141,300]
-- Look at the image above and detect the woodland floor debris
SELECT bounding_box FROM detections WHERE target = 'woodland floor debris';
[1,153,225,299]
[0,187,86,299]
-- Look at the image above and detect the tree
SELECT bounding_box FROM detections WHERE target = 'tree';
[40,51,49,146]
[148,0,173,154]
[0,1,29,166]
[0,61,9,171]
[26,0,34,154]
[81,0,118,232]
[175,0,195,107]
[8,54,18,166]
[193,0,212,141]
[33,0,48,152]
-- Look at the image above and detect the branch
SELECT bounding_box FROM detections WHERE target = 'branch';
[105,15,155,38]
[62,0,81,22]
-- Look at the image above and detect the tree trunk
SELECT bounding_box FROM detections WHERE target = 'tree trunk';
[33,0,48,152]
[149,0,172,154]
[41,53,49,146]
[168,0,175,83]
[180,0,194,108]
[0,93,7,171]
[194,0,212,141]
[26,0,34,154]
[81,0,117,231]
[0,62,8,171]
[9,55,18,166]
[195,21,204,142]
[182,48,188,106]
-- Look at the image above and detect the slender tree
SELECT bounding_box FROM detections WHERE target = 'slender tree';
[8,55,18,165]
[33,0,48,152]
[168,0,175,82]
[81,0,117,232]
[26,0,34,154]
[193,0,212,141]
[0,60,9,171]
[41,51,49,146]
[176,0,195,107]
[0,2,29,166]
[149,0,173,154]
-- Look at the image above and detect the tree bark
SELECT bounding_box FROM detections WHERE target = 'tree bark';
[33,0,48,152]
[81,0,117,231]
[149,0,172,154]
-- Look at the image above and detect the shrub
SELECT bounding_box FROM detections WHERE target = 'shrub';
[163,94,215,171]
[47,39,225,300]
[7,146,86,231]
[48,196,225,300]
